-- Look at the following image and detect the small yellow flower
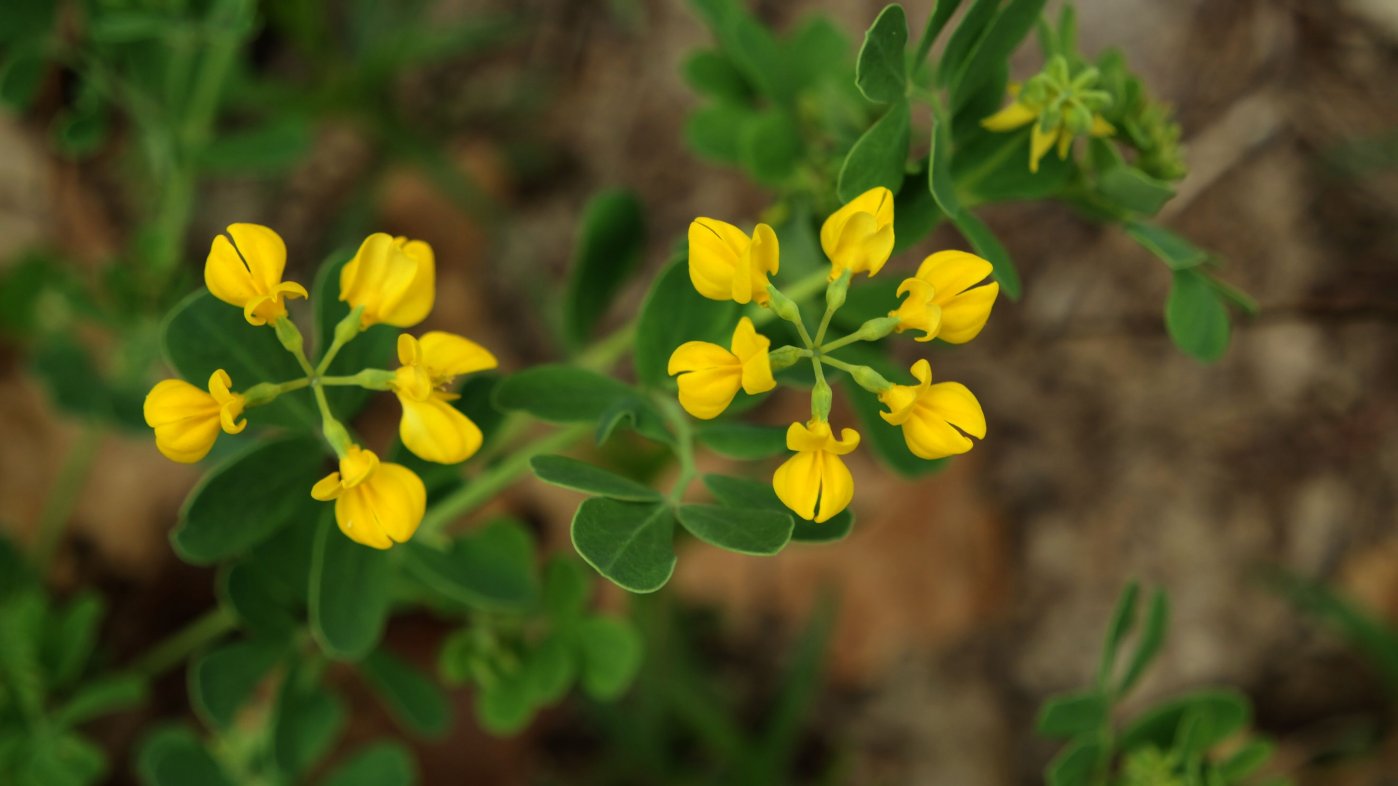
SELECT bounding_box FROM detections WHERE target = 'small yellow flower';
[340,233,436,328]
[687,218,779,306]
[772,420,860,523]
[311,445,426,549]
[205,224,309,326]
[143,369,246,463]
[982,84,1115,173]
[877,360,986,460]
[667,317,777,420]
[889,250,1000,343]
[391,332,498,464]
[820,186,894,280]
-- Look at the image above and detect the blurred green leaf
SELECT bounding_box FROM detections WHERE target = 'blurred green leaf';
[318,742,415,786]
[544,557,590,619]
[1098,580,1140,687]
[475,670,533,735]
[53,674,146,728]
[172,435,325,563]
[838,99,911,202]
[221,560,300,638]
[937,0,999,87]
[272,678,345,777]
[571,498,676,593]
[950,0,1047,111]
[855,4,908,103]
[531,455,660,501]
[633,257,739,388]
[685,102,751,163]
[565,190,646,349]
[1044,735,1104,786]
[701,473,853,543]
[740,109,803,185]
[401,519,538,611]
[1218,739,1273,779]
[44,593,103,689]
[1125,221,1208,271]
[1036,690,1108,739]
[694,422,788,459]
[683,49,752,104]
[0,51,46,109]
[1119,689,1250,753]
[575,616,643,700]
[1098,166,1175,216]
[199,117,313,174]
[310,512,393,661]
[190,638,287,729]
[494,365,637,423]
[361,649,451,738]
[522,634,575,706]
[892,162,943,252]
[676,503,793,555]
[1165,268,1230,362]
[1118,588,1169,695]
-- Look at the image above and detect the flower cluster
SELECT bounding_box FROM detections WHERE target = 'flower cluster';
[982,55,1114,173]
[671,189,999,523]
[144,224,496,549]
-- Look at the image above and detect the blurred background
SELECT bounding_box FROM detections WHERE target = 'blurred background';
[1,0,1396,783]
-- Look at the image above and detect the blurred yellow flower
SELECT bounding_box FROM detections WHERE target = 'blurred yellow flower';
[982,83,1114,173]
[143,369,245,463]
[391,332,498,464]
[204,224,308,326]
[820,186,894,280]
[687,218,779,306]
[890,250,999,343]
[311,445,426,549]
[772,420,859,523]
[878,360,985,459]
[340,233,436,328]
[667,317,776,420]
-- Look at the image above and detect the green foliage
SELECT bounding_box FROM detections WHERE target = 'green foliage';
[676,503,793,555]
[361,649,453,738]
[531,455,661,501]
[1038,583,1280,786]
[190,637,288,730]
[633,257,739,388]
[401,519,540,612]
[854,4,908,104]
[571,498,678,594]
[309,513,394,661]
[565,190,647,349]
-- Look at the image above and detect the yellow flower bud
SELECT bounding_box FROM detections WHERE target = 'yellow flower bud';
[687,218,779,306]
[204,224,309,326]
[391,332,498,464]
[820,187,894,280]
[340,233,436,328]
[143,369,245,463]
[667,317,776,420]
[772,420,860,523]
[889,250,999,343]
[311,445,426,549]
[877,360,985,460]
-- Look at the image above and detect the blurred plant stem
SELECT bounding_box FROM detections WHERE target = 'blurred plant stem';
[132,607,236,678]
[32,421,102,572]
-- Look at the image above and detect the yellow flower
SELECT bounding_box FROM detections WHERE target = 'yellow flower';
[340,233,436,328]
[889,250,1000,343]
[667,317,777,420]
[143,369,246,463]
[772,420,860,523]
[687,218,779,306]
[311,445,426,549]
[820,186,894,280]
[981,84,1115,173]
[877,360,986,460]
[391,332,498,464]
[205,224,309,326]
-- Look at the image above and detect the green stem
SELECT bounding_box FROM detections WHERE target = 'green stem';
[819,332,866,353]
[657,397,696,502]
[319,370,392,388]
[818,356,865,376]
[33,423,103,572]
[131,607,236,677]
[419,424,591,538]
[311,383,351,456]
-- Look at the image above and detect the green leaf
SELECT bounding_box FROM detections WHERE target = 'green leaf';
[53,674,147,728]
[1125,221,1208,270]
[30,336,117,423]
[892,162,943,252]
[0,51,46,109]
[685,102,751,163]
[530,455,660,501]
[855,4,908,103]
[137,725,232,786]
[190,638,287,729]
[319,742,415,786]
[1218,739,1273,779]
[1118,588,1169,694]
[955,126,1072,203]
[783,16,850,91]
[682,50,751,102]
[310,513,393,661]
[676,503,793,556]
[633,258,739,388]
[938,0,999,86]
[543,557,591,619]
[950,0,1047,111]
[739,109,803,186]
[523,634,575,706]
[162,291,319,431]
[575,616,643,700]
[695,422,788,459]
[1119,689,1250,753]
[400,518,538,611]
[918,0,966,61]
[493,364,637,423]
[951,209,1021,301]
[565,190,646,348]
[570,498,676,593]
[594,395,673,446]
[690,0,790,101]
[1036,690,1108,739]
[199,117,313,175]
[0,591,45,718]
[313,254,398,418]
[10,731,106,785]
[44,593,103,689]
[172,435,326,563]
[701,474,853,543]
[1097,166,1175,215]
[475,671,533,735]
[838,99,911,202]
[220,560,300,638]
[54,101,107,158]
[1166,268,1231,362]
[1098,581,1140,686]
[361,649,452,738]
[272,677,345,777]
[1044,735,1105,786]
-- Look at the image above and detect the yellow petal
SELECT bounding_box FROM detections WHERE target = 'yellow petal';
[915,251,993,300]
[398,394,484,464]
[827,427,861,455]
[938,281,999,344]
[902,409,975,459]
[688,218,748,302]
[740,223,779,304]
[820,187,893,276]
[675,366,742,420]
[341,233,433,328]
[226,223,288,292]
[1030,123,1057,173]
[311,472,343,501]
[668,340,736,375]
[728,318,775,395]
[981,101,1038,132]
[387,239,436,328]
[418,331,498,377]
[814,451,854,523]
[784,420,828,452]
[144,379,221,463]
[773,450,821,521]
[878,384,919,426]
[1056,126,1074,160]
[369,463,427,544]
[925,382,986,439]
[204,234,260,309]
[1090,115,1115,137]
